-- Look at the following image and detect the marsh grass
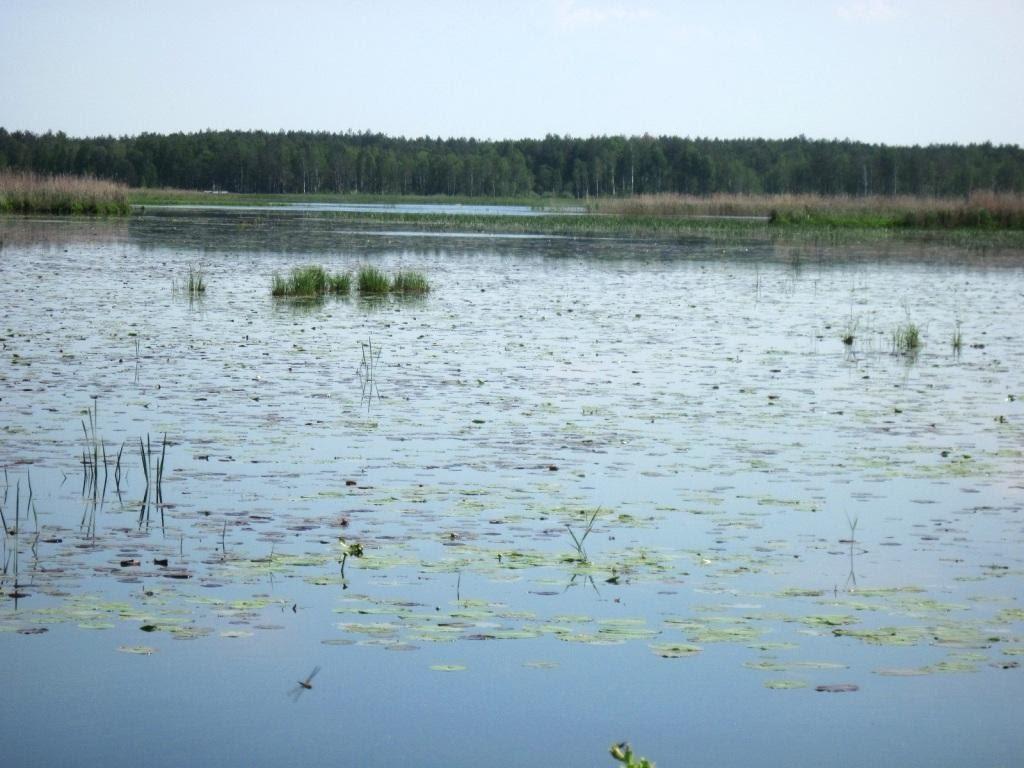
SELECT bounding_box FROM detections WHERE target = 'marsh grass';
[0,469,40,600]
[80,399,106,501]
[271,265,350,297]
[127,187,569,209]
[390,270,430,294]
[0,470,37,539]
[952,319,963,354]
[328,272,352,294]
[566,508,600,563]
[892,322,921,355]
[842,314,859,347]
[138,432,168,527]
[588,192,1024,230]
[0,170,130,215]
[357,265,391,295]
[358,336,382,405]
[186,265,206,295]
[0,469,9,536]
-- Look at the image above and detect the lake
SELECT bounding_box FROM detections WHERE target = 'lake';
[1,209,1022,768]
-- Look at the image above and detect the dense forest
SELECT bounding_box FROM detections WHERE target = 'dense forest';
[1,128,1022,198]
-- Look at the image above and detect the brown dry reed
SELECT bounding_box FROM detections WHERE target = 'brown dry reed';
[0,170,130,215]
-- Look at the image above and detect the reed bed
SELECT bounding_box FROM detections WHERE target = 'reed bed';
[357,266,391,295]
[587,192,1024,229]
[892,322,922,355]
[186,265,206,295]
[270,265,428,297]
[271,265,351,297]
[390,270,430,295]
[0,170,130,215]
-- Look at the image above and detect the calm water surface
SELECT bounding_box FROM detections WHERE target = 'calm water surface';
[141,201,579,216]
[1,210,1022,768]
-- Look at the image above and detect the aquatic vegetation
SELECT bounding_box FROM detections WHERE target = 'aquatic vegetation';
[892,320,921,355]
[832,625,927,646]
[565,508,600,563]
[952,319,963,353]
[271,265,350,297]
[328,273,351,293]
[0,170,130,215]
[139,432,168,513]
[3,208,1024,768]
[649,642,702,658]
[391,270,430,294]
[78,399,110,504]
[117,645,157,655]
[841,312,859,346]
[186,264,206,295]
[357,265,390,295]
[610,743,655,768]
[589,192,1024,230]
[357,336,382,405]
[763,679,807,690]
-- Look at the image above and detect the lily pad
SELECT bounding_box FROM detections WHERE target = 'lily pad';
[78,622,115,630]
[764,679,807,690]
[833,626,924,645]
[873,667,932,677]
[799,614,858,627]
[117,645,156,655]
[649,643,702,658]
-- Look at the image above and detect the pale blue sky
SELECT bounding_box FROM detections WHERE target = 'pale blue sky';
[1,0,1020,145]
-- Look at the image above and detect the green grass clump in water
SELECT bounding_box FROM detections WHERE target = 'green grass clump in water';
[328,272,351,294]
[358,266,390,295]
[292,265,330,295]
[271,265,350,297]
[391,270,430,294]
[892,322,921,355]
[187,265,206,295]
[271,273,290,296]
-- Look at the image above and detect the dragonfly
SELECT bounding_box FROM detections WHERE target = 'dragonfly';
[288,666,321,702]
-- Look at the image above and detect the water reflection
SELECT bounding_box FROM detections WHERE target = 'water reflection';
[1,209,1023,768]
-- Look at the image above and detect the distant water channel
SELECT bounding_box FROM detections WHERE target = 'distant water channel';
[141,200,582,216]
[1,209,1022,768]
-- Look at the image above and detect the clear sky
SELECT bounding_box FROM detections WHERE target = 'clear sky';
[1,0,1020,146]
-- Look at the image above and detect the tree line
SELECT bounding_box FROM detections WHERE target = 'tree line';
[1,128,1022,198]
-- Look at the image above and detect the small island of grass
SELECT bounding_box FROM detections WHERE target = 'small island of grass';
[271,265,351,298]
[357,266,430,296]
[271,265,430,298]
